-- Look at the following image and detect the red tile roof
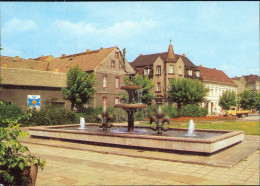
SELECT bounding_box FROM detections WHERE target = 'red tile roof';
[198,66,236,86]
[47,47,117,72]
[244,74,260,83]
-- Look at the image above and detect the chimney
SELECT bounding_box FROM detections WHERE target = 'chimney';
[86,49,91,52]
[100,47,103,50]
[62,54,66,57]
[199,65,203,67]
[182,53,186,57]
[15,56,20,60]
[213,68,216,70]
[139,54,142,56]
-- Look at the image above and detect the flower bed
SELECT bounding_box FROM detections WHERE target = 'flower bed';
[145,116,237,124]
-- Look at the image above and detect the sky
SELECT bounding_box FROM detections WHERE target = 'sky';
[0,2,259,78]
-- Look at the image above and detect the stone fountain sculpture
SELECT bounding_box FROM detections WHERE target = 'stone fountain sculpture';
[115,48,147,132]
[97,105,113,130]
[150,106,170,134]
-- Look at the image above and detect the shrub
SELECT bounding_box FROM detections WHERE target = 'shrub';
[0,101,25,127]
[162,105,178,118]
[179,104,208,117]
[21,101,75,126]
[0,122,45,185]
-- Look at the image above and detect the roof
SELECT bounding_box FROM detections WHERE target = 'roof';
[47,47,117,72]
[244,74,260,84]
[0,56,49,71]
[198,66,236,86]
[131,52,197,68]
[1,67,66,87]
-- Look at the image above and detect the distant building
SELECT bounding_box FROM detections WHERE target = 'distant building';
[198,66,237,115]
[231,74,260,94]
[0,46,134,109]
[0,56,68,109]
[131,41,201,105]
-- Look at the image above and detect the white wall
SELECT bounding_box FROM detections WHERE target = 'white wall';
[203,83,237,115]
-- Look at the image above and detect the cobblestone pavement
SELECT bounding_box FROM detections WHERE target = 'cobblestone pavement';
[21,136,260,185]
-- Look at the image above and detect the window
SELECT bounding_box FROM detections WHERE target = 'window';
[115,97,120,104]
[169,65,174,74]
[157,82,161,91]
[188,70,192,76]
[195,71,200,77]
[103,75,107,88]
[111,61,115,68]
[115,77,120,89]
[144,68,150,75]
[155,99,163,105]
[178,66,182,75]
[115,52,119,59]
[156,66,161,75]
[102,96,107,107]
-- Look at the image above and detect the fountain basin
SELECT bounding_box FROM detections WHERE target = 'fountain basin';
[115,104,148,109]
[29,124,244,154]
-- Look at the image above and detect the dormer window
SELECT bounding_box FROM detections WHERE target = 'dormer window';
[195,71,200,77]
[188,69,192,76]
[144,68,150,75]
[156,66,161,75]
[111,61,115,68]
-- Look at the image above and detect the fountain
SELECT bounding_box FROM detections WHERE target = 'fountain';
[28,49,244,154]
[114,73,147,132]
[97,105,113,130]
[185,119,196,136]
[150,106,170,134]
[78,117,85,129]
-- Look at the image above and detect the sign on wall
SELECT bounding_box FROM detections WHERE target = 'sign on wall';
[28,95,41,109]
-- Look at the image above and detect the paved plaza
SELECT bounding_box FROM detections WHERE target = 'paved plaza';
[20,135,260,185]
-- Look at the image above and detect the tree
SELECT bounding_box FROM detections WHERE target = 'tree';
[255,93,260,111]
[168,78,208,109]
[61,65,97,111]
[124,74,155,105]
[239,89,255,110]
[219,90,237,110]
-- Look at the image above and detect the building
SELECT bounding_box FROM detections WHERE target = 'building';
[231,74,260,94]
[130,41,201,105]
[198,66,237,115]
[0,46,134,109]
[0,56,68,109]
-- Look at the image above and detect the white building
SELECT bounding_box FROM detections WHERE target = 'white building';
[198,66,237,115]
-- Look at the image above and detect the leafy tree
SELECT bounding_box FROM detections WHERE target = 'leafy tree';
[219,90,237,110]
[62,65,97,111]
[168,78,208,109]
[239,89,255,110]
[124,74,155,105]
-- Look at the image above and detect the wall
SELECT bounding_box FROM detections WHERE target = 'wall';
[0,85,71,110]
[202,82,237,115]
[94,48,132,107]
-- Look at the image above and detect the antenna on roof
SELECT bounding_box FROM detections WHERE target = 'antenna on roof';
[170,38,171,44]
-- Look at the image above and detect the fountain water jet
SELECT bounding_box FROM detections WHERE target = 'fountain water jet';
[185,119,196,136]
[78,117,85,129]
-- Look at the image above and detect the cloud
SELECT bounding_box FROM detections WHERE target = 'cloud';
[53,19,161,39]
[2,18,37,35]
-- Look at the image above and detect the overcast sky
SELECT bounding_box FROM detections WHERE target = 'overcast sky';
[1,2,259,77]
